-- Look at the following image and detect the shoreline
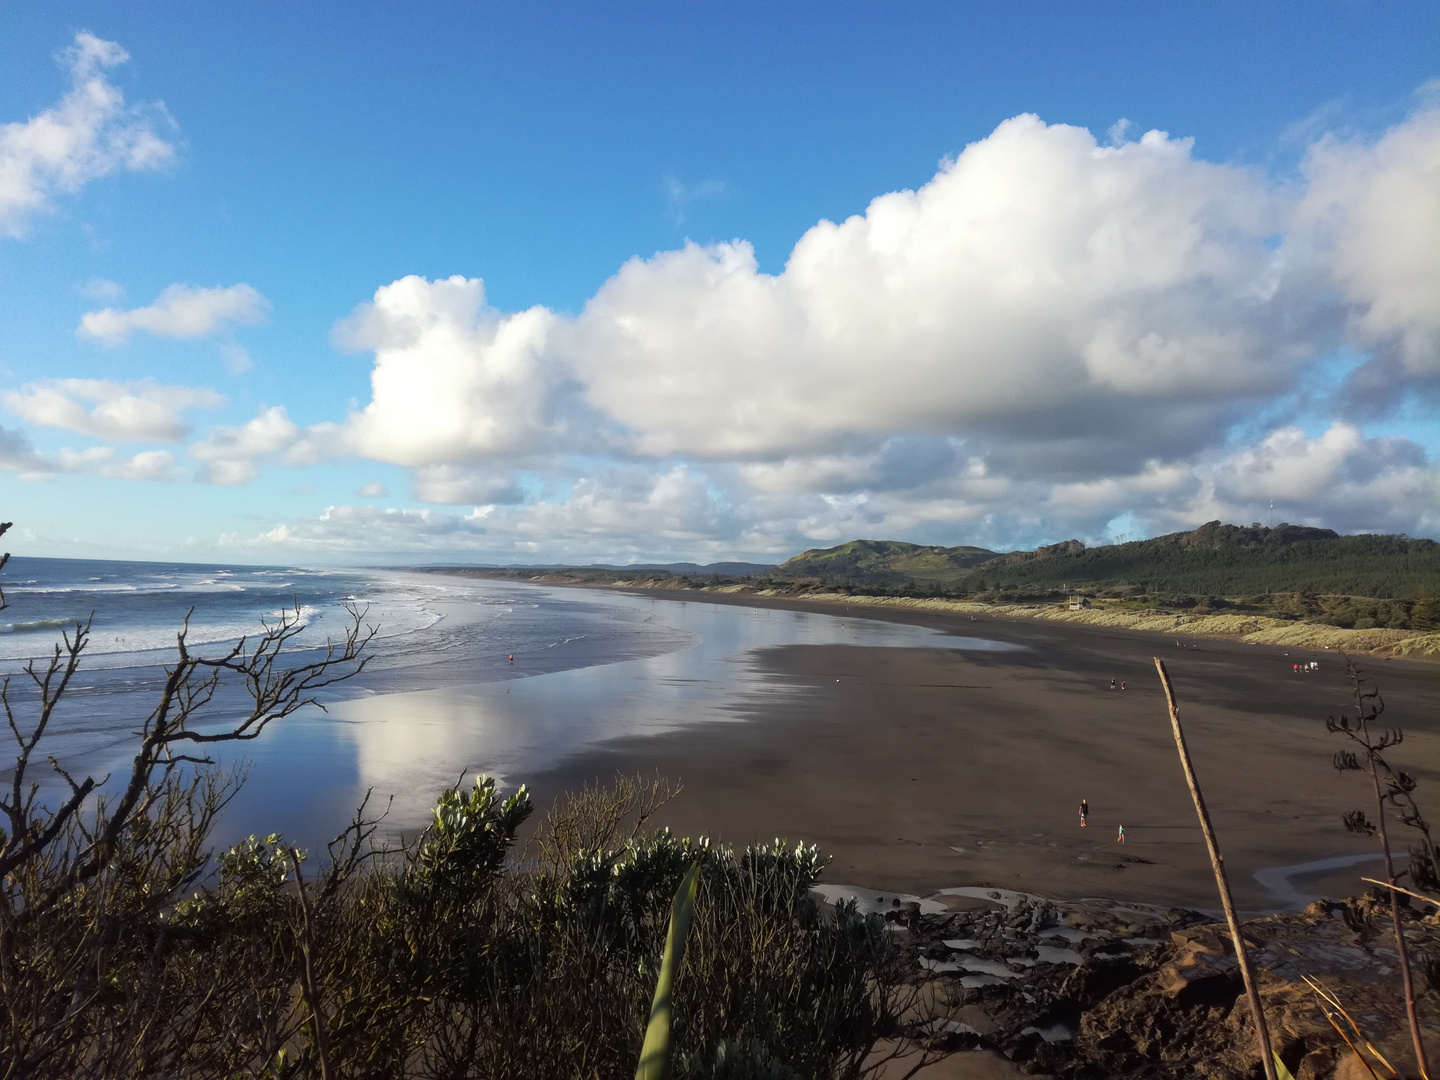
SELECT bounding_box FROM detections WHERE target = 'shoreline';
[447,576,1440,913]
[414,568,1440,662]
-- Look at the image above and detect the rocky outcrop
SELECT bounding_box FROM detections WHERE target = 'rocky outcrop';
[1179,521,1340,549]
[852,886,1440,1079]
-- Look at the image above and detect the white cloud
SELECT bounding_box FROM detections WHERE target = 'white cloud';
[409,465,521,505]
[189,405,301,484]
[323,117,1303,493]
[195,460,258,487]
[1212,423,1366,502]
[108,448,183,481]
[0,424,186,485]
[79,283,270,345]
[1297,103,1440,379]
[1199,423,1438,535]
[55,446,184,481]
[0,33,175,237]
[1,379,224,441]
[11,97,1419,557]
[221,504,494,553]
[1046,461,1192,513]
[250,103,1440,556]
[218,417,1440,559]
[561,117,1291,464]
[330,275,570,466]
[220,466,742,558]
[739,453,885,494]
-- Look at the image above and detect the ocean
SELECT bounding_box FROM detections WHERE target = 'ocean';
[0,556,1014,853]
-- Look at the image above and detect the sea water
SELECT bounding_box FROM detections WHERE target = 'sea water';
[0,557,1014,852]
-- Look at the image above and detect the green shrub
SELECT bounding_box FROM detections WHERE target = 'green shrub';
[3,773,903,1079]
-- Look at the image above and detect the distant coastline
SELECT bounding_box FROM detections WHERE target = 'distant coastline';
[411,566,1440,662]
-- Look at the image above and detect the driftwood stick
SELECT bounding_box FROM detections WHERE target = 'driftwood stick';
[1361,877,1440,911]
[1154,657,1278,1080]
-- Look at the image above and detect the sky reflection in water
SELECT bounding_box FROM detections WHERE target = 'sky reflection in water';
[204,584,1015,851]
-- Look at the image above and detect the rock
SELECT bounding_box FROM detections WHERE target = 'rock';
[1333,1052,1380,1080]
[896,887,1440,1079]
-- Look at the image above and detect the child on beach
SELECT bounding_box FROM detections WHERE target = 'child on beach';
[1079,799,1089,827]
[1116,824,1125,844]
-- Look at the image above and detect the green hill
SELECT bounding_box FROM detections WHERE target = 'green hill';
[774,539,1000,586]
[771,522,1440,601]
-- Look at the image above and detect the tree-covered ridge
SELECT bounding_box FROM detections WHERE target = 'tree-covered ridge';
[771,522,1440,600]
[971,526,1440,599]
[776,539,999,585]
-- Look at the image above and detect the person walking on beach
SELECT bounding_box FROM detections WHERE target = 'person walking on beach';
[1079,799,1089,828]
[1116,824,1125,845]
[1109,678,1116,690]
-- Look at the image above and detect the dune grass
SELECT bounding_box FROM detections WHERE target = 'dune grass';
[768,591,1440,660]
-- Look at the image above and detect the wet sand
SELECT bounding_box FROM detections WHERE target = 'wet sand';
[525,588,1440,912]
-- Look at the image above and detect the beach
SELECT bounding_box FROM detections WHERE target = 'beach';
[521,586,1440,913]
[13,557,1439,915]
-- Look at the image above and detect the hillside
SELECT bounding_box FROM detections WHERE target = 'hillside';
[770,522,1440,600]
[775,539,1000,586]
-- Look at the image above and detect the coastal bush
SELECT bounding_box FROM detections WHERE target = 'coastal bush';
[2,768,904,1078]
[0,533,905,1080]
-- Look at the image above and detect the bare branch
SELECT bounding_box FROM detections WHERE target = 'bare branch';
[1,600,371,921]
[0,520,11,610]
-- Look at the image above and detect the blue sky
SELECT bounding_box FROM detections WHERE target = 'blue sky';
[1,3,1437,564]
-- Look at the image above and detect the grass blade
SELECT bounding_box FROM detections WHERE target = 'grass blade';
[635,860,702,1080]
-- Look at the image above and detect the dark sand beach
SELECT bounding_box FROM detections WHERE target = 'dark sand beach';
[525,587,1440,912]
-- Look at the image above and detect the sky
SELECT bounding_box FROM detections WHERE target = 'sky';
[0,3,1437,566]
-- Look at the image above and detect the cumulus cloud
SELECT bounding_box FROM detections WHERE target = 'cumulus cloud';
[237,103,1440,556]
[222,416,1440,559]
[55,446,184,481]
[358,481,389,498]
[328,275,572,466]
[221,504,493,553]
[321,117,1316,489]
[1298,102,1440,380]
[2,98,1358,551]
[79,283,270,345]
[0,33,175,237]
[0,423,187,485]
[560,117,1295,465]
[409,465,522,505]
[2,379,224,441]
[220,466,747,558]
[189,405,301,484]
[1199,423,1438,534]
